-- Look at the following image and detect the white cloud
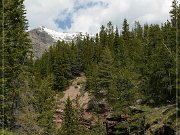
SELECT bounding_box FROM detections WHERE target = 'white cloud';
[24,0,75,30]
[24,0,179,34]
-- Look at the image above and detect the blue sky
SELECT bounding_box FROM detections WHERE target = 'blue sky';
[55,10,72,29]
[54,1,109,30]
[25,0,180,34]
[55,16,72,30]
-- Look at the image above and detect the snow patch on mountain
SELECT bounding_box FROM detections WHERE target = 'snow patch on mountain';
[38,26,94,42]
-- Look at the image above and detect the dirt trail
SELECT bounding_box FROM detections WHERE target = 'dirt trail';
[53,74,90,129]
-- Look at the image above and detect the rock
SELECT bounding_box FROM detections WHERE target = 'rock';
[82,111,92,121]
[28,28,55,59]
[129,106,144,114]
[55,109,63,113]
[56,119,62,123]
[136,99,143,105]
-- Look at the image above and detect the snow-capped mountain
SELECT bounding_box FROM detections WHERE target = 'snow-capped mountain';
[28,26,94,59]
[38,26,94,42]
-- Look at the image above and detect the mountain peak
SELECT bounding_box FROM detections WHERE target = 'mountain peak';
[35,26,94,42]
[29,26,95,59]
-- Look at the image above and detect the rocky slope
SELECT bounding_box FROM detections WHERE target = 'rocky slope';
[28,27,55,59]
[53,74,91,129]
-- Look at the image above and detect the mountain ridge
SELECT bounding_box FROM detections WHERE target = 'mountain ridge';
[38,26,95,42]
[28,26,95,59]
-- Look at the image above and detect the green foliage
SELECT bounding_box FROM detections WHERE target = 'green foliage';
[109,68,141,113]
[81,124,106,135]
[34,41,84,91]
[0,129,17,135]
[60,97,76,135]
[140,24,176,104]
[34,75,56,134]
[0,0,33,131]
[122,19,131,41]
[170,0,178,27]
[95,47,114,98]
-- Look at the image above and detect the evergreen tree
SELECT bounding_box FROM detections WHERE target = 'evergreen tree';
[34,75,56,134]
[61,97,75,135]
[95,47,114,100]
[52,41,72,91]
[113,26,124,65]
[122,18,130,41]
[99,25,107,47]
[106,21,114,50]
[0,0,33,130]
[141,24,176,104]
[113,26,120,54]
[169,0,178,52]
[53,54,69,91]
[170,0,178,27]
[70,41,82,76]
[134,21,143,40]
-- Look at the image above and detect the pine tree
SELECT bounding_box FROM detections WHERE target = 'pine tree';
[113,26,120,53]
[95,47,114,99]
[0,0,32,129]
[70,41,82,76]
[169,0,178,52]
[53,54,69,91]
[34,75,56,134]
[134,21,143,40]
[99,25,107,47]
[52,41,72,91]
[141,24,176,104]
[122,19,130,41]
[170,0,178,27]
[106,21,114,50]
[61,97,75,135]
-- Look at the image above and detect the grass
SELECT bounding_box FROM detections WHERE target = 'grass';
[0,129,17,135]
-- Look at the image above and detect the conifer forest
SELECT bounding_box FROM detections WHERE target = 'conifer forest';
[0,0,180,135]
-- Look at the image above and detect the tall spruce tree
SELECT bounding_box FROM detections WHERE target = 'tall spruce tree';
[61,97,75,135]
[95,47,114,100]
[169,0,178,52]
[0,0,33,130]
[122,19,130,42]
